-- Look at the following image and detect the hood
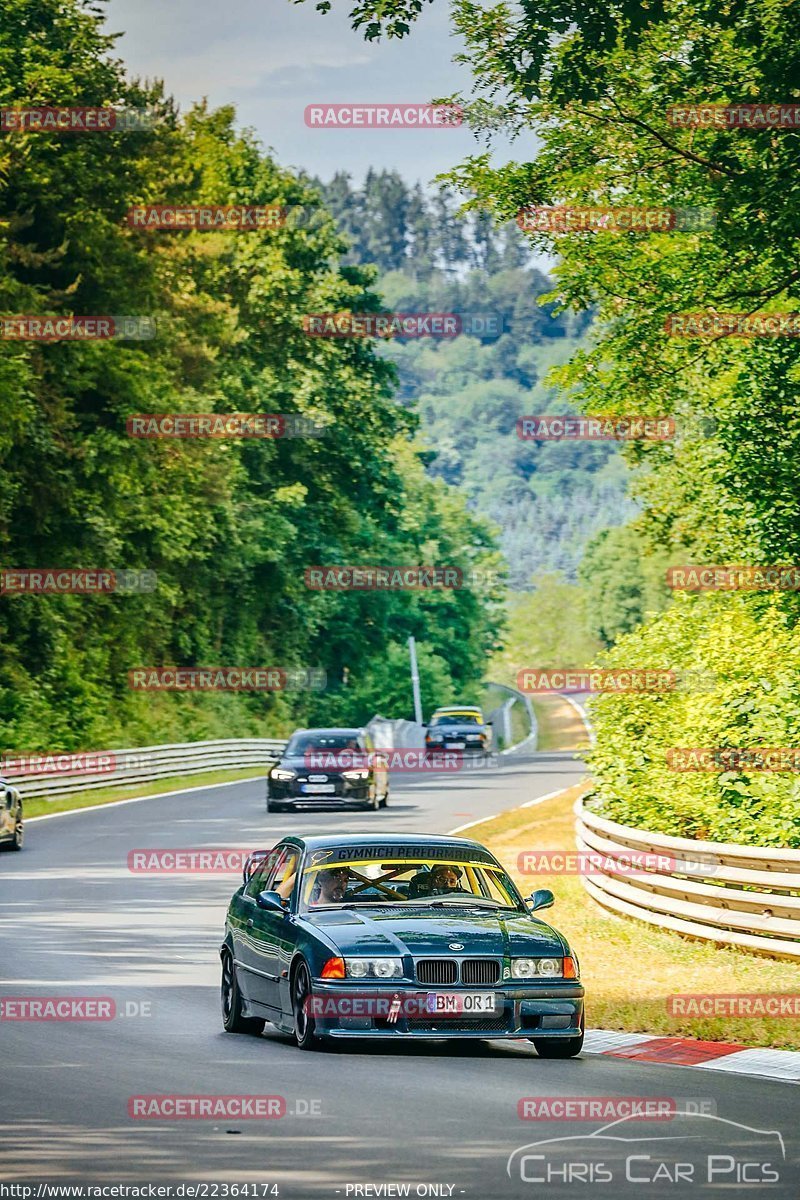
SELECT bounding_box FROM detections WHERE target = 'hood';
[301,907,565,958]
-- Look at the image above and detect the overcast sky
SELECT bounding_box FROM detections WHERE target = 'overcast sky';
[104,0,522,186]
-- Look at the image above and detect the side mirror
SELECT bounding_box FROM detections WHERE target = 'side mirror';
[256,889,286,913]
[526,888,555,913]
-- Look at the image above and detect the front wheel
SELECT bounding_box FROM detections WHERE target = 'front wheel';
[292,961,325,1050]
[380,784,389,808]
[221,949,264,1035]
[266,796,288,813]
[531,1012,584,1058]
[11,818,23,850]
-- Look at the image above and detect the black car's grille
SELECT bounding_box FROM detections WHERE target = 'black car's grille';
[415,959,458,985]
[461,959,501,986]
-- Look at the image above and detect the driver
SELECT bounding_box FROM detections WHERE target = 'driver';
[428,864,466,894]
[310,866,350,905]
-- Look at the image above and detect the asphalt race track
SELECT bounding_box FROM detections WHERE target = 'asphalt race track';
[2,743,799,1198]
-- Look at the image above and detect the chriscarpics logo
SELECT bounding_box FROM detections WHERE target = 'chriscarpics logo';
[507,1112,786,1188]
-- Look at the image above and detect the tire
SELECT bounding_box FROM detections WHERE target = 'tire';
[221,948,265,1035]
[11,818,23,851]
[380,784,389,809]
[291,960,325,1051]
[266,796,288,813]
[361,785,380,812]
[531,1012,584,1058]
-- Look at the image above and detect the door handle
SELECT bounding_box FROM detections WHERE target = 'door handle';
[246,918,254,928]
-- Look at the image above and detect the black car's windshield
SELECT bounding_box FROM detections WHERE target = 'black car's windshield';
[299,849,522,912]
[286,732,360,755]
[430,713,482,727]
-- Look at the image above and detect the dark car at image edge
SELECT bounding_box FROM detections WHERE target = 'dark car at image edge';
[0,776,23,851]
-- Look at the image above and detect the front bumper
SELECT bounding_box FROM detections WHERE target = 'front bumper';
[306,980,584,1039]
[268,775,371,802]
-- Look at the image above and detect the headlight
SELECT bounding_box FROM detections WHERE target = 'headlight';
[511,957,564,979]
[271,768,296,781]
[344,957,403,979]
[342,769,369,781]
[426,731,444,741]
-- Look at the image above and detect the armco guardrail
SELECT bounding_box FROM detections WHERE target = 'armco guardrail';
[575,796,800,960]
[11,696,531,803]
[7,739,287,799]
[484,681,537,751]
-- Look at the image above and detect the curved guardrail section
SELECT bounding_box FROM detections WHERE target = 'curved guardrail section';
[575,795,800,960]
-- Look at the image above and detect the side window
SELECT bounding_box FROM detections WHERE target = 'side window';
[245,847,286,898]
[272,851,299,901]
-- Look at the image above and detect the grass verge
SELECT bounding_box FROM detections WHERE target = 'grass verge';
[469,717,800,1051]
[24,766,268,819]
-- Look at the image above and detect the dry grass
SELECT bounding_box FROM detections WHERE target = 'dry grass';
[469,772,800,1051]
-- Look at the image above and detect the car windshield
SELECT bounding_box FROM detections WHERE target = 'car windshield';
[286,732,360,754]
[300,848,522,912]
[430,713,482,727]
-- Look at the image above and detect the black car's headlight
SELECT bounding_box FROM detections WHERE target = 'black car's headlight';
[342,768,370,781]
[345,957,403,979]
[271,768,296,781]
[511,957,564,979]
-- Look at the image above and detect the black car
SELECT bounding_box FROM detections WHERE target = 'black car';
[0,777,23,851]
[266,728,389,813]
[425,706,492,756]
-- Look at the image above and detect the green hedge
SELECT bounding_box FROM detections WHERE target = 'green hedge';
[587,592,800,847]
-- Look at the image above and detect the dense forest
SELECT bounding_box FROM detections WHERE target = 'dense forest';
[0,0,507,751]
[318,0,800,845]
[315,172,633,588]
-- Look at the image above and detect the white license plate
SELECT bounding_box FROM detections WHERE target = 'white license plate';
[302,783,336,794]
[426,992,497,1015]
[449,741,466,750]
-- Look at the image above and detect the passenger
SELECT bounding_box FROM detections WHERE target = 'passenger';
[428,864,466,894]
